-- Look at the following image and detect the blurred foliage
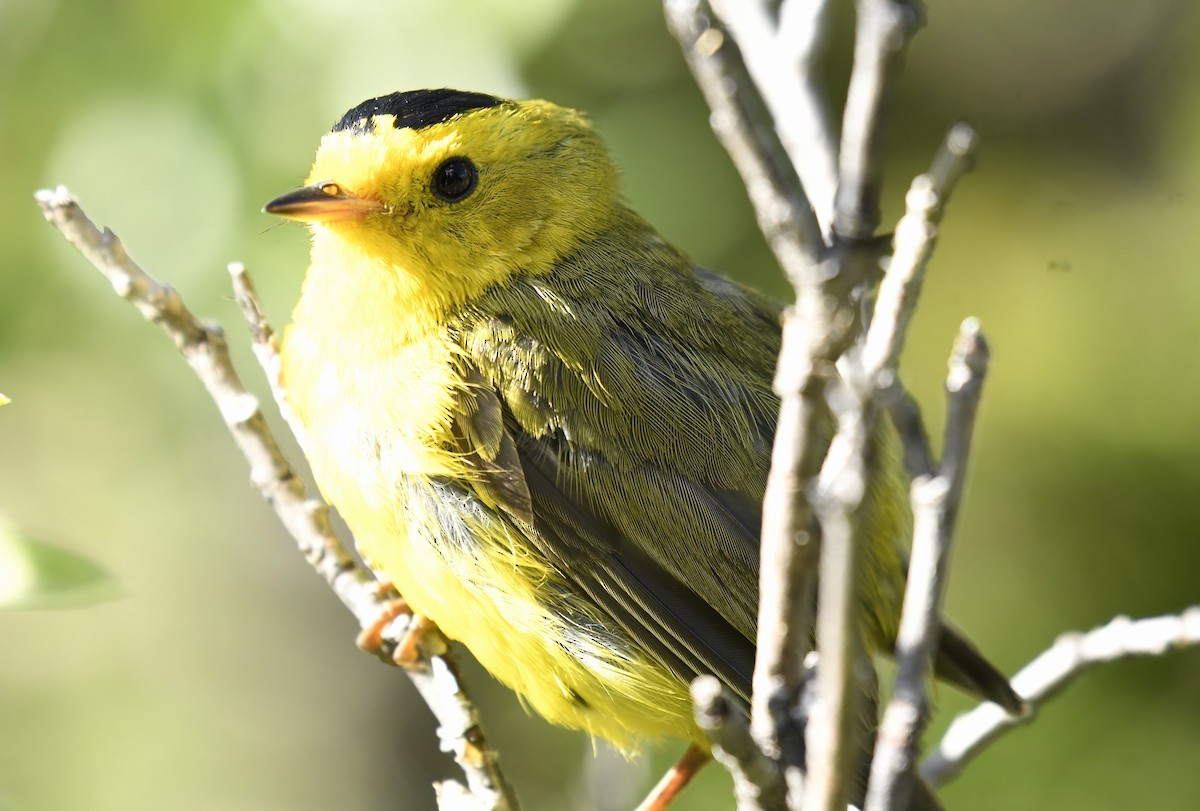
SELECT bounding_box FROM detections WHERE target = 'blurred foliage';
[1,0,1198,809]
[0,518,117,611]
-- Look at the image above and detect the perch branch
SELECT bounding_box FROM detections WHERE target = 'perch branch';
[922,608,1200,787]
[833,0,924,240]
[862,320,989,811]
[802,3,925,808]
[711,0,838,231]
[35,186,518,811]
[692,676,789,811]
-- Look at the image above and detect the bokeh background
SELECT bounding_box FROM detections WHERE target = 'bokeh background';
[2,1,1198,809]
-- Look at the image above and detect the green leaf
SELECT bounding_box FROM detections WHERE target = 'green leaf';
[0,521,119,610]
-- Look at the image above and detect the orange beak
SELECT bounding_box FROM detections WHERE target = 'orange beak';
[263,181,384,222]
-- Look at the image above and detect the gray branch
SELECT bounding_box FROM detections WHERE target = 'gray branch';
[712,0,839,232]
[833,0,924,240]
[693,676,789,811]
[863,321,989,811]
[922,608,1200,787]
[665,0,825,276]
[35,187,518,811]
[668,2,929,809]
[801,3,925,809]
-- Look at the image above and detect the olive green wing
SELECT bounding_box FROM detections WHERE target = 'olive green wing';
[451,259,782,701]
[451,364,762,702]
[450,256,1023,715]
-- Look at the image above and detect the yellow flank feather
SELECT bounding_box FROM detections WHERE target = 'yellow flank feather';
[266,89,1023,757]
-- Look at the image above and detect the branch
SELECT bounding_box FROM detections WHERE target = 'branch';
[862,122,978,383]
[863,320,989,811]
[665,8,843,801]
[34,187,518,811]
[805,380,871,811]
[664,0,825,277]
[226,263,519,808]
[669,4,933,810]
[802,2,924,807]
[692,676,789,811]
[711,0,839,232]
[832,0,924,240]
[922,608,1200,787]
[859,118,978,483]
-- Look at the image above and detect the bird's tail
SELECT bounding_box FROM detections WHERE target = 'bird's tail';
[933,623,1027,716]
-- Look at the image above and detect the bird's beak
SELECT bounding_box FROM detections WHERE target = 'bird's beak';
[263,181,385,222]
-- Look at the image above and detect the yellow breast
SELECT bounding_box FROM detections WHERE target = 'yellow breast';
[281,319,696,750]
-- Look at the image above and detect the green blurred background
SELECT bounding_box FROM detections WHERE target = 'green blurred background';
[2,0,1198,809]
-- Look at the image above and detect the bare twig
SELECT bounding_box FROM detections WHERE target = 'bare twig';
[862,122,978,381]
[669,4,932,809]
[863,321,989,811]
[712,0,838,231]
[802,4,926,808]
[825,122,977,811]
[922,608,1200,787]
[833,0,924,239]
[669,4,1198,811]
[35,186,518,811]
[692,676,789,811]
[665,8,842,802]
[754,292,841,782]
[804,387,871,811]
[664,0,825,275]
[227,263,302,440]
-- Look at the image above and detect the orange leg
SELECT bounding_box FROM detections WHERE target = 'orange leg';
[391,614,437,668]
[355,595,412,656]
[634,744,712,811]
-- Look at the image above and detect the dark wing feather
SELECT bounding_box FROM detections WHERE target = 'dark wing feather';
[450,228,782,704]
[514,425,757,701]
[451,366,534,524]
[449,220,1022,715]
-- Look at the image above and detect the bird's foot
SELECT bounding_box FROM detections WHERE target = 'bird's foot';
[355,589,439,669]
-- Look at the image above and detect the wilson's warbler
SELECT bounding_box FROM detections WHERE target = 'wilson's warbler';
[265,89,1020,794]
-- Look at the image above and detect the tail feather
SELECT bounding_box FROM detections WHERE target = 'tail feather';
[933,623,1026,716]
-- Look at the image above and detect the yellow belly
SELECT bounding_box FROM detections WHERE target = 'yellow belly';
[282,324,697,750]
[346,476,697,750]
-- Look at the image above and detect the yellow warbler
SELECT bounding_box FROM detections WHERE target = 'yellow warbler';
[265,89,1020,806]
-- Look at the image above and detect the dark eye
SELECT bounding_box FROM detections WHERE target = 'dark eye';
[431,157,477,202]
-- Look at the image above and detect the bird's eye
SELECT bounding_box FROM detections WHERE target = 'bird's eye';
[431,157,478,202]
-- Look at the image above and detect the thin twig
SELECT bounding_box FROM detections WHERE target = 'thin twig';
[665,7,842,801]
[841,123,979,811]
[664,0,825,276]
[712,0,838,231]
[755,297,839,773]
[833,0,924,239]
[227,263,302,441]
[922,608,1200,786]
[692,676,789,811]
[847,87,981,507]
[861,122,979,380]
[805,384,871,811]
[801,5,927,809]
[862,320,989,811]
[35,186,518,811]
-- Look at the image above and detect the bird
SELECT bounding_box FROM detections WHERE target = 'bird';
[264,88,1023,809]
